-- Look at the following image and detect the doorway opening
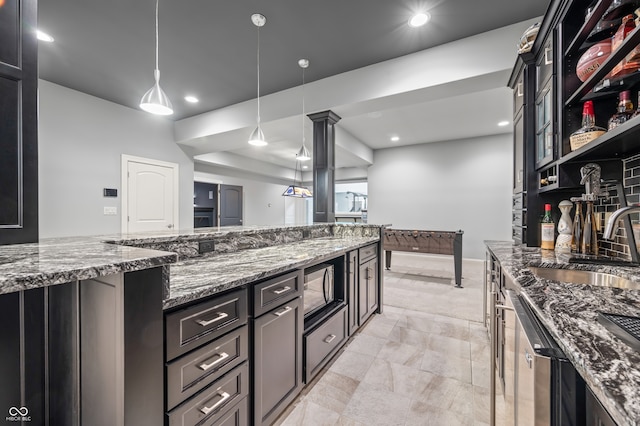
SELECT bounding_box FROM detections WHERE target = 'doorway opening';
[193,182,243,228]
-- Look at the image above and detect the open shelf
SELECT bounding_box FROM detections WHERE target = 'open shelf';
[566,25,640,107]
[564,0,614,57]
[559,114,640,163]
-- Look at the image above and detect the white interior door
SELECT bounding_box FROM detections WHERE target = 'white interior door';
[122,155,179,233]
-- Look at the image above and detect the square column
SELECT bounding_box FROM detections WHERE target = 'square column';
[308,110,341,223]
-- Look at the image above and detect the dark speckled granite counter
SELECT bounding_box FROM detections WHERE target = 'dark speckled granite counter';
[485,241,640,426]
[0,236,177,295]
[166,235,378,310]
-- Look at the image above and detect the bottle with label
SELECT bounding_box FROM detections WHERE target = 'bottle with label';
[611,14,636,77]
[571,201,584,253]
[570,100,606,151]
[608,90,634,130]
[541,203,555,250]
[581,201,599,255]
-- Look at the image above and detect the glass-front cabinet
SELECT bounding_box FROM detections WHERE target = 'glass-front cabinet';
[535,81,554,167]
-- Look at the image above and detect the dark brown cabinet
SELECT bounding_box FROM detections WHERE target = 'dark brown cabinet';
[358,245,379,325]
[0,0,38,244]
[252,296,303,426]
[346,250,359,335]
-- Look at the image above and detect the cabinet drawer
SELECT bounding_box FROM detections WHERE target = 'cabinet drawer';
[165,288,248,361]
[167,362,249,426]
[211,397,248,426]
[304,305,348,382]
[167,325,249,410]
[253,270,302,317]
[359,244,378,263]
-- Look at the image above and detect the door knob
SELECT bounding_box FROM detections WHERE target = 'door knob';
[167,224,174,229]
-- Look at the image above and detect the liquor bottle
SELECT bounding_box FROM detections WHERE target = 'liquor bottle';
[611,14,636,77]
[571,201,584,253]
[569,100,606,151]
[540,204,555,250]
[581,201,598,255]
[608,90,634,130]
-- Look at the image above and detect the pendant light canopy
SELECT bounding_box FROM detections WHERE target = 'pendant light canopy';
[248,13,267,146]
[140,0,173,116]
[296,59,311,161]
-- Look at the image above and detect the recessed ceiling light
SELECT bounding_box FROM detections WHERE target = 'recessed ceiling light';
[390,136,400,142]
[302,165,309,169]
[184,95,199,103]
[409,13,430,28]
[498,120,510,127]
[36,30,54,42]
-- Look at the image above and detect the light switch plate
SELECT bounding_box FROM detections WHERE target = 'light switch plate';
[104,206,117,215]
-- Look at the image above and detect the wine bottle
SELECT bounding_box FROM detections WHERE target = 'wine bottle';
[571,201,584,253]
[570,100,606,151]
[608,90,634,130]
[581,201,598,255]
[541,204,555,250]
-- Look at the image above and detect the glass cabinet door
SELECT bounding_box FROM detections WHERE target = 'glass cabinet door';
[535,81,554,168]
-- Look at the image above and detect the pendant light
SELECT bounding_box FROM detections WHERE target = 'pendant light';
[140,0,173,115]
[283,58,313,198]
[296,59,311,161]
[248,13,267,146]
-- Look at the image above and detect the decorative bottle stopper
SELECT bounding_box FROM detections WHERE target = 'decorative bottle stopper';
[555,200,574,251]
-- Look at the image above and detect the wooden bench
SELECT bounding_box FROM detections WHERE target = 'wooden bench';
[383,229,464,288]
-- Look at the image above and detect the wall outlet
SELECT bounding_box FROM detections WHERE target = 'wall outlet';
[198,240,215,254]
[104,206,117,215]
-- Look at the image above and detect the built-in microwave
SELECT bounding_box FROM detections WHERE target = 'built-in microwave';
[303,264,337,318]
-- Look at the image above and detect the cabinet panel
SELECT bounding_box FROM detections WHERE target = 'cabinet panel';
[513,110,525,193]
[0,0,19,66]
[165,288,248,361]
[253,270,302,317]
[304,305,348,382]
[253,297,303,426]
[167,325,248,411]
[358,257,379,325]
[535,80,555,169]
[0,0,38,245]
[347,250,359,335]
[167,362,249,426]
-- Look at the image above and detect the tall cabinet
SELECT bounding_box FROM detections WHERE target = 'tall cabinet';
[510,0,640,250]
[0,0,39,244]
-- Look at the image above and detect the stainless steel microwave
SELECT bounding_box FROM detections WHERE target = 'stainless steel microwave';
[303,264,334,317]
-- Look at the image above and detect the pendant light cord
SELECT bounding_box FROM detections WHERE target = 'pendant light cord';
[256,24,261,125]
[154,0,159,74]
[301,66,305,147]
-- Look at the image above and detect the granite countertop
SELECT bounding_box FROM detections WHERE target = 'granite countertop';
[0,237,177,295]
[485,241,640,426]
[166,235,379,310]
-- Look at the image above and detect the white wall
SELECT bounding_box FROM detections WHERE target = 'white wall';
[38,80,194,238]
[368,134,513,259]
[194,165,300,226]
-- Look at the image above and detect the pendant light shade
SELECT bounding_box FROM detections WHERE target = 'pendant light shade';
[296,144,311,161]
[249,14,267,146]
[140,0,173,115]
[248,125,267,146]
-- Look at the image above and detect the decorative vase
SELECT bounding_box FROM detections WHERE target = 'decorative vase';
[555,200,574,251]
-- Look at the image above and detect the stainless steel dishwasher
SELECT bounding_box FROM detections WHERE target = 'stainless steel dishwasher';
[490,287,585,426]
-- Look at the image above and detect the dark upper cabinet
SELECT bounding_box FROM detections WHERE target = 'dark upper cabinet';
[0,0,38,244]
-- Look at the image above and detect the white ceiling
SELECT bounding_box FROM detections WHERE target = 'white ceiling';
[37,1,550,177]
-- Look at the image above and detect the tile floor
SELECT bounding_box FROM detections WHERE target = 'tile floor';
[275,253,492,426]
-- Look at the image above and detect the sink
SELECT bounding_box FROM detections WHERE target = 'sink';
[528,267,640,290]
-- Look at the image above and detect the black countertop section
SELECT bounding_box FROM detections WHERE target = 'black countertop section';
[485,241,640,426]
[166,235,379,310]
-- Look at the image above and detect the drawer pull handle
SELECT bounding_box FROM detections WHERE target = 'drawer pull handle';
[272,286,291,295]
[199,391,231,415]
[195,312,229,327]
[198,352,230,371]
[274,306,292,317]
[324,334,336,344]
[544,47,552,65]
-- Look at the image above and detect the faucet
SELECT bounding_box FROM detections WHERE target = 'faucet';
[603,204,640,240]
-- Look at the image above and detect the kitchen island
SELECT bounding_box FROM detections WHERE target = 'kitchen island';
[0,223,383,426]
[486,241,640,426]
